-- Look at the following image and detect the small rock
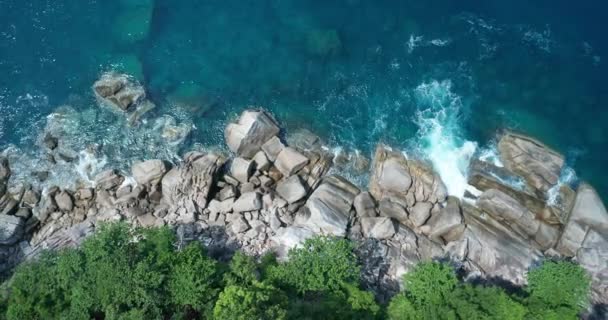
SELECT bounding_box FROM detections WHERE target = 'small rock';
[378,198,408,223]
[132,159,167,185]
[275,147,309,176]
[253,151,271,172]
[261,136,285,162]
[54,191,74,212]
[409,202,433,227]
[95,170,125,190]
[360,217,396,239]
[354,192,376,218]
[231,217,250,234]
[0,214,24,245]
[232,192,263,213]
[231,157,253,183]
[239,182,256,194]
[276,175,307,204]
[217,186,236,201]
[76,188,94,200]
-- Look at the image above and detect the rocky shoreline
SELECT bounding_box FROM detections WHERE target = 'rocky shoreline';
[1,73,607,305]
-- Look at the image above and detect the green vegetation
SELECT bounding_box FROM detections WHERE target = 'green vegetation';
[0,223,592,320]
[387,261,590,320]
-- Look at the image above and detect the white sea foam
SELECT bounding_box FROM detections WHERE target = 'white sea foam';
[477,144,503,167]
[547,166,577,206]
[413,80,477,198]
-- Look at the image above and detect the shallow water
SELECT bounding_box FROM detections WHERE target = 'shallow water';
[0,0,606,198]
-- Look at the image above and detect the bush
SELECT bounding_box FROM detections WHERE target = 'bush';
[2,224,593,320]
[213,282,288,320]
[526,260,591,319]
[268,236,360,294]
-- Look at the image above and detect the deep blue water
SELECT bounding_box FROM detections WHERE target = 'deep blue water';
[0,0,606,198]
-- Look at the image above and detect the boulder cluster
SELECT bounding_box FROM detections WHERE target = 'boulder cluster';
[1,78,607,304]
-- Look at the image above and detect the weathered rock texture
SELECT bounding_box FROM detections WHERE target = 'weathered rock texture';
[1,103,608,307]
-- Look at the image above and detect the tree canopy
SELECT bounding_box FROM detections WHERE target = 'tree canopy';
[0,223,593,320]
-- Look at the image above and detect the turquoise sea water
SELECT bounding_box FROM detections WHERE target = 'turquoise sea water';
[0,1,606,198]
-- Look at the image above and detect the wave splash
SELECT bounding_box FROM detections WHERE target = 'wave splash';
[413,80,477,198]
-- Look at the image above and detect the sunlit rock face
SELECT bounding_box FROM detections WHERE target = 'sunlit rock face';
[2,101,608,305]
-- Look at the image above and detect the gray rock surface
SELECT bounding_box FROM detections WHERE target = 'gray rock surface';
[276,175,307,204]
[275,147,309,177]
[232,192,262,213]
[132,160,167,186]
[225,109,280,158]
[0,214,24,245]
[498,132,564,195]
[360,217,395,239]
[300,175,359,236]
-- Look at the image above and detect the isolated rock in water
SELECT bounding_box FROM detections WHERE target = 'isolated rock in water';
[360,217,395,239]
[0,214,24,245]
[232,192,262,213]
[93,72,145,111]
[498,132,564,195]
[230,157,253,184]
[161,153,224,213]
[275,147,309,177]
[301,175,359,236]
[225,109,280,159]
[354,192,376,218]
[132,159,167,186]
[276,175,307,204]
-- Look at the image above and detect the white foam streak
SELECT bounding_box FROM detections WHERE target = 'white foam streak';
[414,80,477,198]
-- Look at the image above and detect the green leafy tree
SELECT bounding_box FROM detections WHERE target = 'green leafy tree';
[213,281,288,320]
[168,242,220,316]
[224,251,259,287]
[269,236,360,294]
[526,260,590,319]
[404,262,458,306]
[387,294,420,320]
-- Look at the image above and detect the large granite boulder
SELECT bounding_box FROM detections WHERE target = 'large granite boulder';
[360,217,396,239]
[478,189,540,237]
[225,109,280,159]
[132,160,167,186]
[452,203,543,287]
[556,183,608,303]
[498,132,564,195]
[300,175,359,236]
[276,175,307,204]
[370,145,447,228]
[0,214,24,245]
[275,147,309,177]
[425,196,464,243]
[161,152,224,214]
[468,159,574,224]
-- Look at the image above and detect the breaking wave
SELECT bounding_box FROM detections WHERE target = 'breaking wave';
[412,80,477,198]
